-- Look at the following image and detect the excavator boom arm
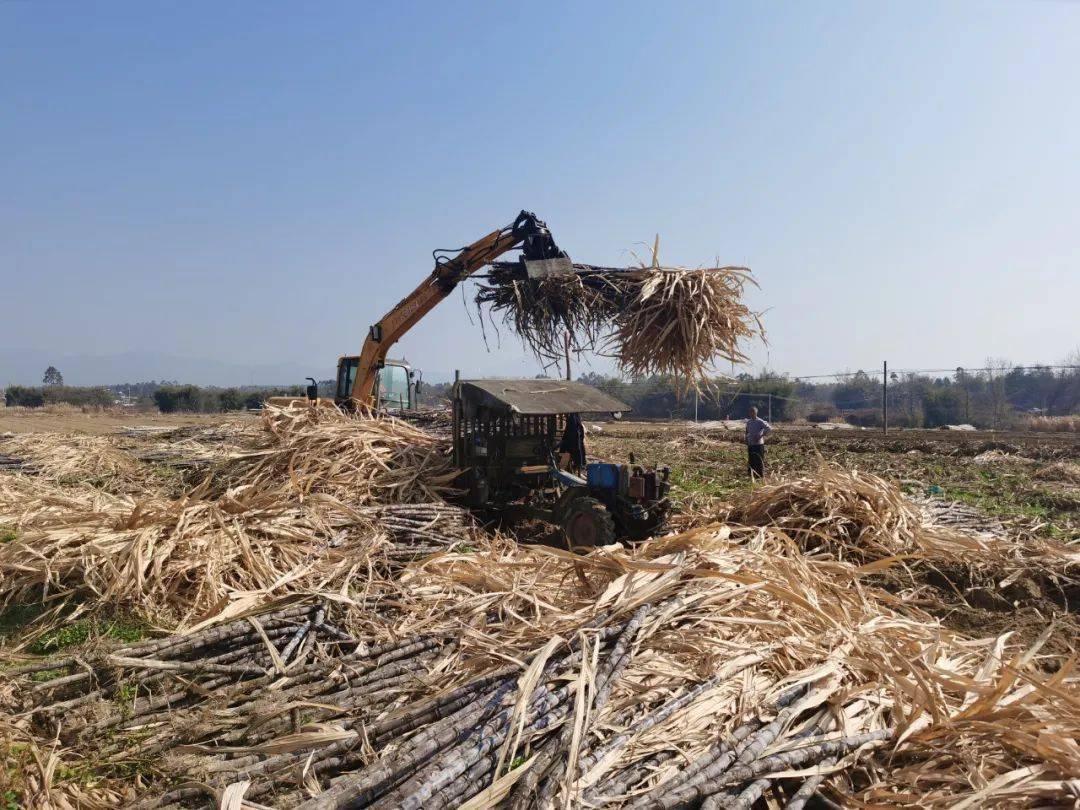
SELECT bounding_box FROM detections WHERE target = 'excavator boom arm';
[349,211,564,407]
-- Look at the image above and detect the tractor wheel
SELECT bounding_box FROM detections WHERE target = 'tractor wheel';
[561,497,616,552]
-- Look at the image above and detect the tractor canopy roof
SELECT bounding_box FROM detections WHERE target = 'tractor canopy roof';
[456,379,631,416]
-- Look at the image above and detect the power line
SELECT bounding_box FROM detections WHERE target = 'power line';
[789,364,1080,381]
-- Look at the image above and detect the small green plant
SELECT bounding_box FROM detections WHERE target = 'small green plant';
[101,615,151,644]
[32,620,93,653]
[115,681,139,720]
[0,526,15,544]
[27,667,67,683]
[27,613,151,654]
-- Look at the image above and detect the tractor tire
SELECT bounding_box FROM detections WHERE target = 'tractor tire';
[553,486,590,522]
[561,496,616,552]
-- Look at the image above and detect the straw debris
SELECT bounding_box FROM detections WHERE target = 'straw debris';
[0,407,468,631]
[723,463,1080,580]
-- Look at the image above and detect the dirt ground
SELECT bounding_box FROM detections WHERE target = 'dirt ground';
[0,404,250,436]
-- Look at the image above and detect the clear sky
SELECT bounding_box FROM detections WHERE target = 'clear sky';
[3,1,1078,385]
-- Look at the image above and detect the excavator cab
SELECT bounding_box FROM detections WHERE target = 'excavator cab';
[335,356,418,412]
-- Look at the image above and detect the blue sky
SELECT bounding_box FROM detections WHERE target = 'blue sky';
[2,1,1078,385]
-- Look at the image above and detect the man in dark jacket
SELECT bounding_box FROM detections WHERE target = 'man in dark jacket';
[745,406,773,479]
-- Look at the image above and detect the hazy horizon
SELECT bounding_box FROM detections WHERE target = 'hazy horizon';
[3,2,1078,387]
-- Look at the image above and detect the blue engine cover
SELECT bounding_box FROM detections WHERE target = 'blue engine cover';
[586,462,620,491]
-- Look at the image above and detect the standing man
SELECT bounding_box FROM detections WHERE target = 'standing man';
[745,405,773,479]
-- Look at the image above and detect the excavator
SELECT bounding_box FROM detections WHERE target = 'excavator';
[279,210,569,411]
[282,210,672,547]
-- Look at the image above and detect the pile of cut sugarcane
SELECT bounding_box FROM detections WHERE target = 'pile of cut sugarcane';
[724,463,1080,588]
[0,471,475,631]
[5,524,1078,808]
[476,245,761,388]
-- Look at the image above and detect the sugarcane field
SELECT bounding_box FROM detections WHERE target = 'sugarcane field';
[5,5,1080,809]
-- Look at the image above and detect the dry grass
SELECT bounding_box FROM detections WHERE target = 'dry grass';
[1025,415,1080,433]
[0,479,378,630]
[0,713,124,808]
[720,463,1080,613]
[1,402,118,417]
[1035,460,1080,486]
[724,464,944,560]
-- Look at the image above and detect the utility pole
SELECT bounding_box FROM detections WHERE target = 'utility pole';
[564,332,572,381]
[767,393,772,422]
[882,361,888,434]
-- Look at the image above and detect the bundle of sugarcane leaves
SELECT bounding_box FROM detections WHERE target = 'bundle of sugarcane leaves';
[6,523,1075,809]
[476,256,762,387]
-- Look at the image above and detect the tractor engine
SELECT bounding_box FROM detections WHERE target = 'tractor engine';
[583,460,671,540]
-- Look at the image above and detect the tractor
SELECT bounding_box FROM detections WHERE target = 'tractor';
[451,378,670,549]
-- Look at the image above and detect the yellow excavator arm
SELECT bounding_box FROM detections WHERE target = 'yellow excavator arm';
[344,210,567,409]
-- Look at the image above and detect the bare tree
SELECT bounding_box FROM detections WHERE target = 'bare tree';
[955,367,971,422]
[984,357,1012,429]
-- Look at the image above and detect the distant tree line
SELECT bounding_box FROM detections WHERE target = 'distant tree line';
[577,373,799,421]
[412,359,1080,430]
[576,358,1080,429]
[4,377,305,413]
[150,385,305,413]
[4,385,115,409]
